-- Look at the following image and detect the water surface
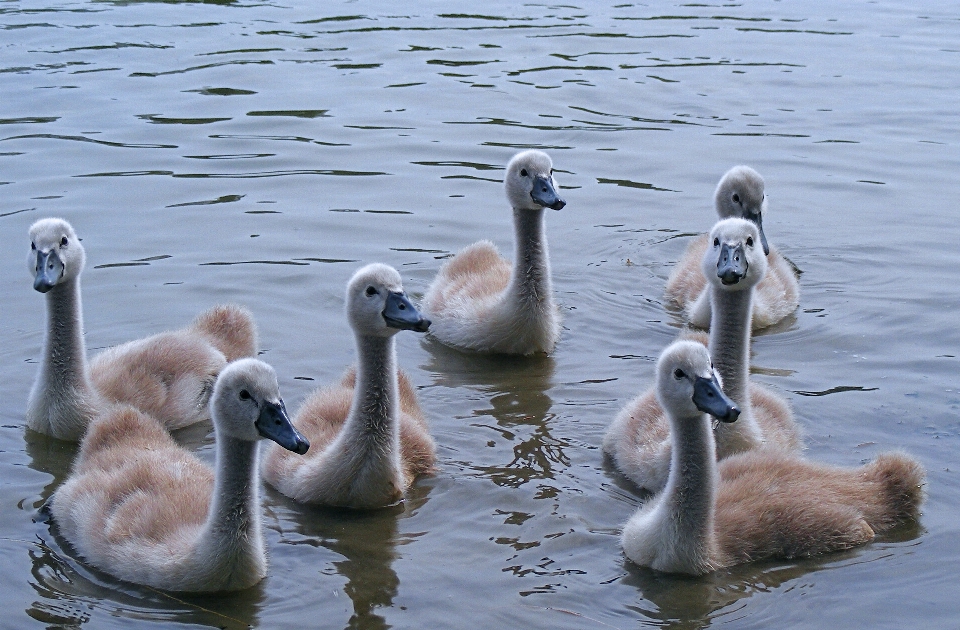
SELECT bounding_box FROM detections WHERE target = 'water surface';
[2,1,959,628]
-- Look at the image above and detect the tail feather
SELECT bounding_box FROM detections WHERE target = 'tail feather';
[191,305,258,362]
[860,452,926,532]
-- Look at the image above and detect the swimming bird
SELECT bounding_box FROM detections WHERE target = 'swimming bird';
[604,218,802,493]
[620,340,925,575]
[262,263,436,509]
[422,150,566,355]
[26,218,257,440]
[49,359,310,592]
[664,166,799,330]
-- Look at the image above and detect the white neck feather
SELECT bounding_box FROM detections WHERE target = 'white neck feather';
[709,284,763,455]
[27,276,99,440]
[505,207,553,312]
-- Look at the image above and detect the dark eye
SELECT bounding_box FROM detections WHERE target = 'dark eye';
[746,237,754,247]
[713,237,720,247]
[365,286,378,297]
[239,390,251,401]
[732,194,740,204]
[550,168,555,175]
[674,369,685,379]
[60,236,68,247]
[520,168,528,177]
[31,242,36,251]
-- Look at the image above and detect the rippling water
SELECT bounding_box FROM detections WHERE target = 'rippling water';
[2,1,959,628]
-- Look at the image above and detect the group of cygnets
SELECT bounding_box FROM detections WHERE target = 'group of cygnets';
[24,150,924,593]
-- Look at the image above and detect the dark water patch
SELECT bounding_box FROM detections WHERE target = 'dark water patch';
[129,59,274,78]
[816,139,859,144]
[245,210,280,214]
[506,64,612,76]
[184,87,257,96]
[401,45,443,52]
[0,207,36,218]
[857,180,886,185]
[386,82,426,88]
[597,178,677,193]
[619,61,804,69]
[134,255,172,262]
[297,15,369,25]
[183,153,274,160]
[344,125,415,130]
[2,133,176,149]
[70,67,121,74]
[200,260,311,266]
[614,15,771,22]
[482,141,574,150]
[1,23,60,30]
[0,117,59,125]
[294,257,359,264]
[331,63,382,70]
[76,169,388,178]
[569,105,710,127]
[196,48,283,57]
[735,27,853,35]
[166,194,244,208]
[246,109,330,118]
[793,386,879,397]
[427,59,501,67]
[536,32,696,39]
[437,14,533,21]
[440,174,501,183]
[32,195,63,199]
[364,209,413,215]
[0,151,25,155]
[446,116,670,132]
[647,74,678,83]
[412,160,501,171]
[94,262,150,269]
[712,132,810,138]
[209,134,314,143]
[610,354,656,361]
[390,248,447,254]
[137,114,231,125]
[40,42,173,54]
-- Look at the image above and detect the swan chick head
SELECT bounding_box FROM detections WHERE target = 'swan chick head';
[347,263,430,337]
[212,358,309,454]
[656,341,740,424]
[504,150,565,211]
[714,165,769,255]
[28,218,85,293]
[702,218,768,293]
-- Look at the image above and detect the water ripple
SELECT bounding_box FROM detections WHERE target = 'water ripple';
[2,133,175,149]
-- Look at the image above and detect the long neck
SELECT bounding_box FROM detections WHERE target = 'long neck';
[662,411,717,559]
[195,435,263,578]
[708,285,752,406]
[42,278,90,394]
[28,276,97,439]
[708,283,762,454]
[343,332,400,452]
[506,207,552,308]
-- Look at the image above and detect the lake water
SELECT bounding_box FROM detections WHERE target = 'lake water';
[2,1,959,628]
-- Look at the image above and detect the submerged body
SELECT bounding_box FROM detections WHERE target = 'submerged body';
[664,166,799,330]
[262,264,436,509]
[26,218,257,440]
[605,219,802,493]
[423,150,565,355]
[620,341,925,575]
[50,359,310,592]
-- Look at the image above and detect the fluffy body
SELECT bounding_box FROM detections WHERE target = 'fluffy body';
[664,166,800,330]
[620,342,925,575]
[604,220,802,493]
[262,264,436,509]
[50,359,305,592]
[423,150,564,355]
[25,218,257,440]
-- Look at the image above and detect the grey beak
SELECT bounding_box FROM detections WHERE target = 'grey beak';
[255,399,309,454]
[751,212,770,256]
[692,373,740,423]
[530,175,565,210]
[34,249,64,293]
[383,291,430,333]
[717,242,748,285]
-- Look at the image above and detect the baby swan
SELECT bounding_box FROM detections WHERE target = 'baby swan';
[26,218,257,440]
[262,264,436,509]
[604,218,801,493]
[664,166,799,330]
[621,341,925,575]
[49,359,310,592]
[423,150,566,355]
